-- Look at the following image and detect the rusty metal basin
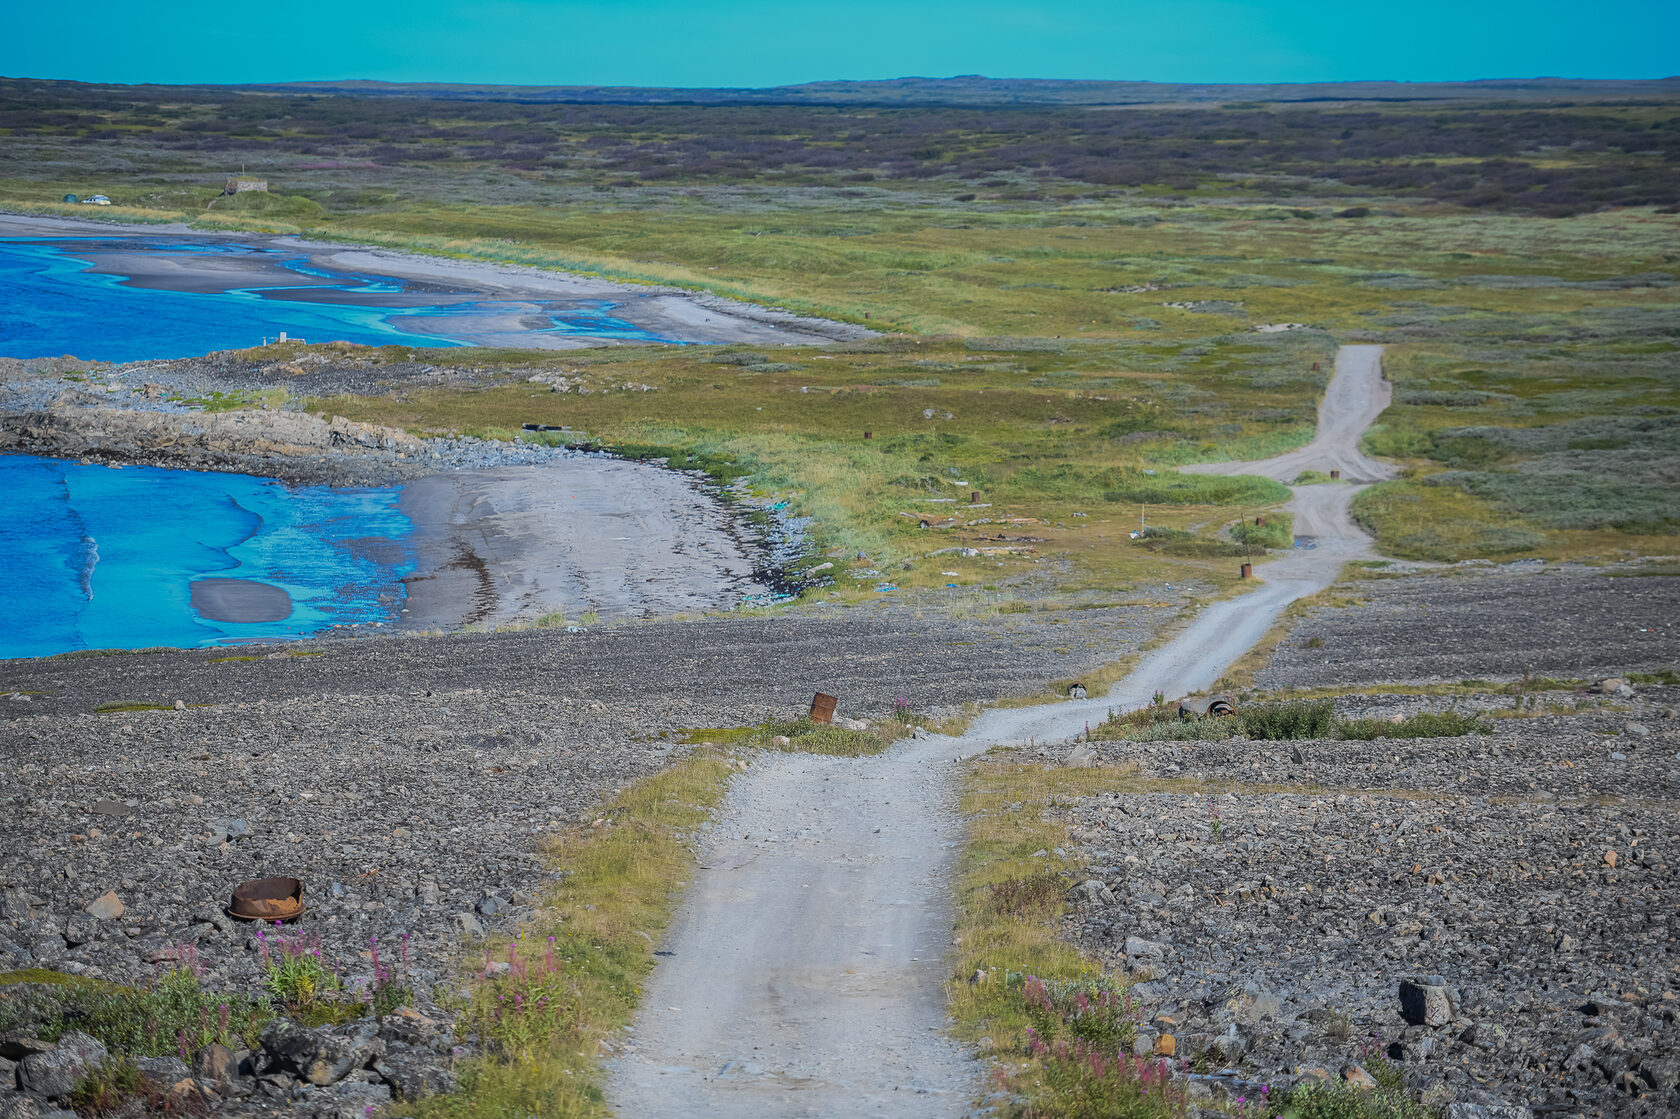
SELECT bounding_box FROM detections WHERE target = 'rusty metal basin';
[227,876,305,922]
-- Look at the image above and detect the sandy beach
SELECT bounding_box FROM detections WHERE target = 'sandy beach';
[396,461,773,630]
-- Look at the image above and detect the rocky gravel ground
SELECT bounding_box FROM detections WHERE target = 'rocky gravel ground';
[0,598,1173,1116]
[1043,682,1680,1117]
[0,599,1172,978]
[1258,564,1680,688]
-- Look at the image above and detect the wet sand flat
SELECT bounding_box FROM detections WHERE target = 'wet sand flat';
[396,460,771,630]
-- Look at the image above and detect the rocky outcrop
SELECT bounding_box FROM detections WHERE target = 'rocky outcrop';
[0,405,426,485]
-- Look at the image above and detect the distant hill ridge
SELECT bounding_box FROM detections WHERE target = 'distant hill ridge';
[230,74,1680,107]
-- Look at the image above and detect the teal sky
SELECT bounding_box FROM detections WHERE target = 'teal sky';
[6,0,1676,87]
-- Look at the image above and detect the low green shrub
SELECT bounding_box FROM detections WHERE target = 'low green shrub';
[1017,975,1141,1050]
[70,1055,207,1117]
[1285,1077,1437,1119]
[1242,699,1336,740]
[1231,514,1293,550]
[1104,471,1291,507]
[1337,711,1491,740]
[0,963,273,1058]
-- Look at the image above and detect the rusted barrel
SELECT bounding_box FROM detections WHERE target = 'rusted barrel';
[864,431,872,439]
[970,491,980,504]
[228,876,304,922]
[1329,469,1341,480]
[1240,563,1253,579]
[810,692,837,724]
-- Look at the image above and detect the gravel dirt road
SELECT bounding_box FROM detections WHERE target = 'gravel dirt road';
[606,345,1397,1117]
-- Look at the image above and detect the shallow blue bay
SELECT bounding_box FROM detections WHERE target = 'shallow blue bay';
[0,454,415,659]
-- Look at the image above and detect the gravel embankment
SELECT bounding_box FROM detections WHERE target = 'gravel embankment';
[1042,686,1679,1116]
[1258,565,1680,688]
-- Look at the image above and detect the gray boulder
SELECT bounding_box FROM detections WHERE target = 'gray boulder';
[1398,976,1460,1028]
[260,1019,384,1086]
[16,1031,107,1098]
[372,1045,457,1101]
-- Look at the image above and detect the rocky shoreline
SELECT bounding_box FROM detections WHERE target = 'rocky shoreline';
[0,354,586,487]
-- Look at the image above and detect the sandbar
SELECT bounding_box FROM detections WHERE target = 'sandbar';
[189,577,294,623]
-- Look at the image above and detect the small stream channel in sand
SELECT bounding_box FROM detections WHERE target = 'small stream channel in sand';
[606,344,1395,1119]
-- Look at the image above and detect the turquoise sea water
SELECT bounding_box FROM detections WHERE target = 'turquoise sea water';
[0,236,675,360]
[0,454,415,659]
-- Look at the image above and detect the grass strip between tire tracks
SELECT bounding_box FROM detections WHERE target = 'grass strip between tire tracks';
[412,750,740,1119]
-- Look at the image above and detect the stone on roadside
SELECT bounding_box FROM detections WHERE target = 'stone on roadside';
[83,892,123,920]
[134,1055,190,1083]
[1068,880,1113,904]
[1064,743,1098,767]
[1342,1064,1378,1090]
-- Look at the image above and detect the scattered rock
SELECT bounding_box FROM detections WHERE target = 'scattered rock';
[82,892,123,921]
[1063,743,1098,768]
[1124,936,1168,960]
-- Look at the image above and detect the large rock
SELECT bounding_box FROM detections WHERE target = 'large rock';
[259,1019,384,1086]
[0,1096,44,1119]
[1398,976,1460,1028]
[83,892,124,921]
[16,1031,107,1098]
[372,1045,457,1101]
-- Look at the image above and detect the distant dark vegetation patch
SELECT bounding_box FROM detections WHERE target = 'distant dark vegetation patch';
[3,77,1678,215]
